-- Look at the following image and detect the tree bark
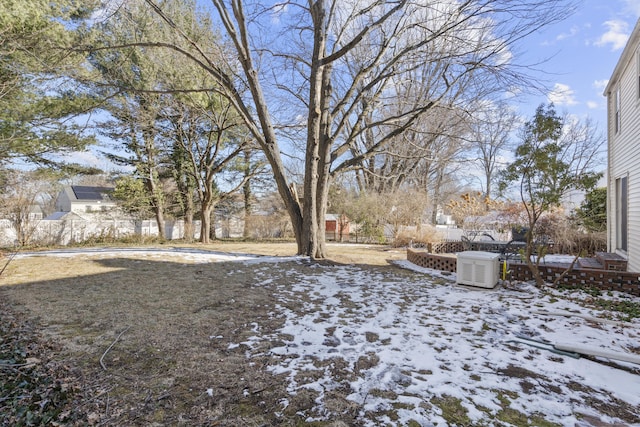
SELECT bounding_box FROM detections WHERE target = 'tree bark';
[182,185,195,242]
[300,0,327,259]
[200,204,212,244]
[242,149,252,239]
[145,176,166,240]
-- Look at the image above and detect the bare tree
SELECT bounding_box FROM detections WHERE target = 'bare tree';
[98,0,576,257]
[92,0,249,241]
[350,104,464,195]
[162,92,257,243]
[0,170,49,246]
[468,101,519,201]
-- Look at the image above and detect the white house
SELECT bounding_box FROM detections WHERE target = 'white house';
[54,185,117,214]
[604,19,640,271]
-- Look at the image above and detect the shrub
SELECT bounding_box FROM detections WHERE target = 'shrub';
[393,225,443,248]
[245,214,293,239]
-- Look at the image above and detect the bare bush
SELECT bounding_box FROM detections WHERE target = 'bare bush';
[245,214,293,239]
[534,211,606,256]
[393,225,443,248]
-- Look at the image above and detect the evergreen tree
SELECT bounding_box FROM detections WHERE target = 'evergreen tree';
[573,187,607,233]
[500,104,602,286]
[0,0,98,167]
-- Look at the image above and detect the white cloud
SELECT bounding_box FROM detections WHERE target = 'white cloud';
[594,20,630,51]
[270,2,289,25]
[586,100,599,109]
[592,79,609,99]
[547,83,578,106]
[593,79,609,92]
[556,25,580,41]
[622,0,640,17]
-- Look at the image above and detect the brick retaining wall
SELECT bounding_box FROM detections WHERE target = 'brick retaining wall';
[508,262,640,296]
[407,249,640,296]
[407,249,457,272]
[428,241,465,254]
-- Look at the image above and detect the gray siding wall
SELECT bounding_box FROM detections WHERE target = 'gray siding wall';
[608,45,640,272]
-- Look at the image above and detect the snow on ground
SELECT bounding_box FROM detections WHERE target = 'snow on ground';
[14,247,640,425]
[13,247,299,264]
[241,259,640,425]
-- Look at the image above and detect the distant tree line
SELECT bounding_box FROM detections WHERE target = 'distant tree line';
[1,0,606,270]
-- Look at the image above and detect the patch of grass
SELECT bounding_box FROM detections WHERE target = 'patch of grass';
[492,390,561,427]
[369,388,398,399]
[594,299,640,321]
[392,401,415,411]
[430,395,471,426]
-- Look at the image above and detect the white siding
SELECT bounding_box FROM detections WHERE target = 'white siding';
[55,190,72,212]
[607,36,640,271]
[69,201,116,213]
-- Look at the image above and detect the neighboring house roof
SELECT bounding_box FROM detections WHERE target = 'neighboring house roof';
[605,18,640,94]
[68,185,114,202]
[326,214,349,221]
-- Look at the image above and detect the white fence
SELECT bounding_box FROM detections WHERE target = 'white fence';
[0,217,205,246]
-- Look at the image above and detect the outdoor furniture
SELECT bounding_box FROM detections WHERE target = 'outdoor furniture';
[461,235,472,251]
[466,239,527,261]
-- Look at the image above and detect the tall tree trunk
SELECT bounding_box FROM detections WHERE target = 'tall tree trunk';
[145,175,166,240]
[484,169,492,209]
[200,205,212,244]
[430,168,444,225]
[141,113,166,240]
[301,0,329,259]
[314,62,334,259]
[154,202,166,239]
[302,0,326,258]
[242,148,252,239]
[183,191,195,242]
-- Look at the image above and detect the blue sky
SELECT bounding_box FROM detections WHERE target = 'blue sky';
[515,0,640,126]
[81,0,640,173]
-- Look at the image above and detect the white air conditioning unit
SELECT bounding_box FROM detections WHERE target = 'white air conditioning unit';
[457,251,500,288]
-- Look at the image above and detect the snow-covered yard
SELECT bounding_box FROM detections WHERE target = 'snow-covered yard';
[236,258,640,425]
[9,247,640,425]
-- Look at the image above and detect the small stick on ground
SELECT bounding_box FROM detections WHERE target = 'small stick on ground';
[100,326,131,370]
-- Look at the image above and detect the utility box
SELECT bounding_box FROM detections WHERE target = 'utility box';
[457,251,500,288]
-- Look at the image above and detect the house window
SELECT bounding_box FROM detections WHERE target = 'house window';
[615,86,621,133]
[616,176,628,252]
